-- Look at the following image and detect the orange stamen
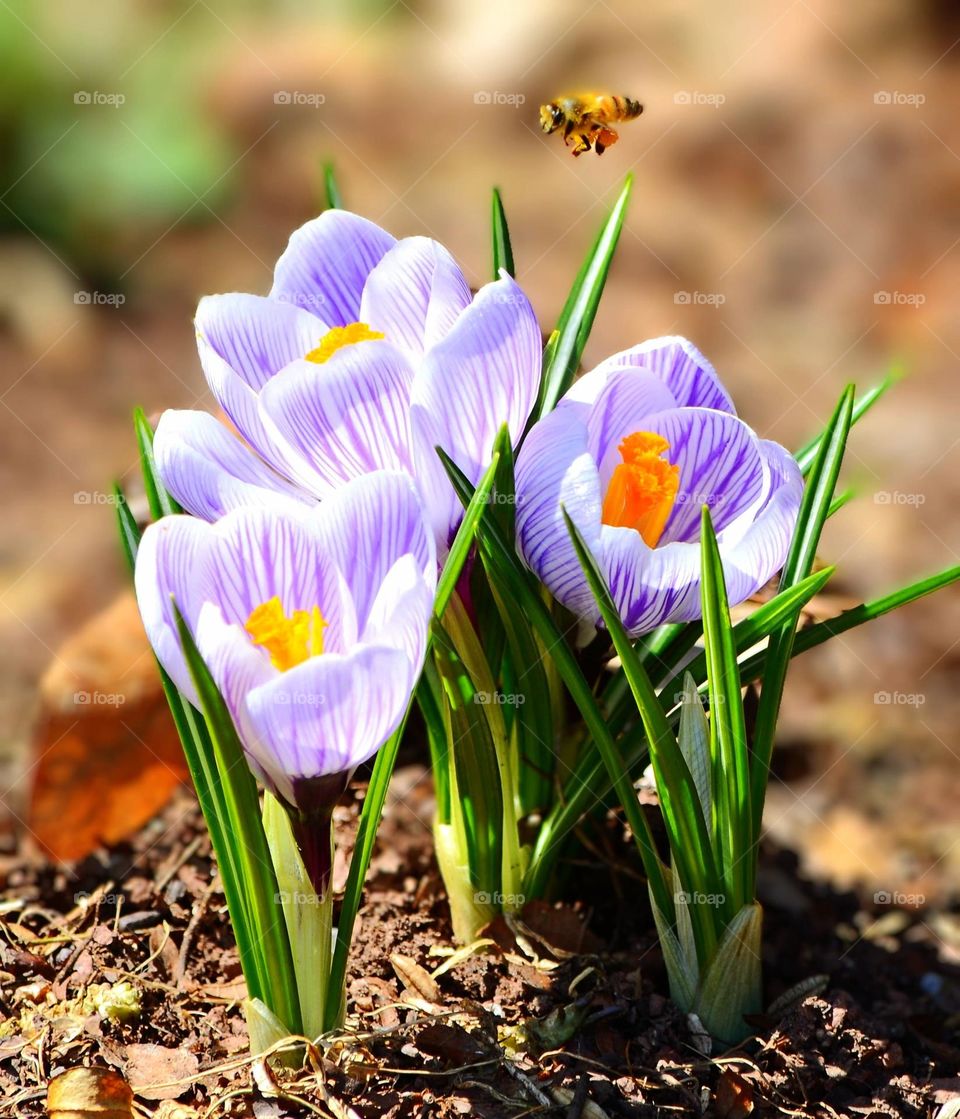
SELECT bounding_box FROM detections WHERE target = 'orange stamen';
[601,431,680,547]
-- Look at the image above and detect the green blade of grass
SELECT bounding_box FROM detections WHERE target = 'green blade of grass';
[749,385,855,840]
[699,510,753,908]
[564,509,722,958]
[491,187,515,279]
[174,606,301,1035]
[323,162,344,210]
[533,176,633,420]
[133,408,182,520]
[794,369,899,474]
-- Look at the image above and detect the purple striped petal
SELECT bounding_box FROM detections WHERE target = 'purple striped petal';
[309,471,436,631]
[515,405,603,623]
[153,409,310,522]
[586,336,736,413]
[270,211,396,327]
[411,274,541,545]
[204,507,352,653]
[361,554,434,667]
[719,439,803,603]
[244,643,416,796]
[583,369,678,484]
[360,237,472,359]
[599,528,704,634]
[640,408,766,545]
[134,515,214,705]
[259,340,416,492]
[196,294,324,392]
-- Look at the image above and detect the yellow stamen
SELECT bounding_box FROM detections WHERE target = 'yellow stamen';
[244,595,328,672]
[305,321,384,364]
[601,431,680,547]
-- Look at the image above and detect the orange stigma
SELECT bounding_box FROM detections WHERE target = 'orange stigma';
[601,431,680,547]
[305,321,384,364]
[244,596,328,671]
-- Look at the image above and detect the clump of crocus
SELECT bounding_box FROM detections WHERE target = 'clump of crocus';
[515,336,802,636]
[151,209,542,549]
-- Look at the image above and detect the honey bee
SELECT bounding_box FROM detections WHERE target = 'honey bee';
[539,92,643,157]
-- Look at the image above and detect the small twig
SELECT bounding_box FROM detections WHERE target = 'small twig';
[175,874,219,984]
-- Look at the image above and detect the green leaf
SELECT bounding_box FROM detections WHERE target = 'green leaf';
[533,175,633,420]
[113,483,141,572]
[173,604,301,1035]
[133,408,181,520]
[323,162,344,210]
[694,902,762,1045]
[563,508,720,958]
[749,385,854,840]
[491,187,515,278]
[699,510,752,908]
[678,674,712,835]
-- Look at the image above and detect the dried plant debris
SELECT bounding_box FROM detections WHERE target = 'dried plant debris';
[1,771,958,1118]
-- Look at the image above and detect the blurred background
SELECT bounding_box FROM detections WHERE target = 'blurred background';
[1,0,958,904]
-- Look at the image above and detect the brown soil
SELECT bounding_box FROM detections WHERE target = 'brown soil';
[2,766,959,1118]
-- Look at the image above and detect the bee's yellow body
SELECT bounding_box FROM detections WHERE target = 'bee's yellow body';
[539,92,643,157]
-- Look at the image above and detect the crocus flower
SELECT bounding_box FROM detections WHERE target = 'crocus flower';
[152,210,542,550]
[134,471,435,814]
[515,337,803,637]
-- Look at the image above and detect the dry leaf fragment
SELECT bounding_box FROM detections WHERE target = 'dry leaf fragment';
[123,1043,199,1101]
[47,1066,134,1119]
[389,953,439,1003]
